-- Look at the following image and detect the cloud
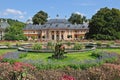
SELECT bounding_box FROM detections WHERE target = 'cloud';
[18,15,24,19]
[74,12,85,16]
[0,8,27,20]
[3,8,25,15]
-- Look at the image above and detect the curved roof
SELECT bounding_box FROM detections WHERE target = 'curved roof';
[46,19,70,24]
[23,19,89,30]
[23,24,41,30]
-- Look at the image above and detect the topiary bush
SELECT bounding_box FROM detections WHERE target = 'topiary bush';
[47,41,55,50]
[91,51,103,58]
[49,43,67,59]
[32,43,42,50]
[19,53,27,59]
[73,43,84,50]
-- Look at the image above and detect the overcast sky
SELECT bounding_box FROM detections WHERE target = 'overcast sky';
[0,0,120,22]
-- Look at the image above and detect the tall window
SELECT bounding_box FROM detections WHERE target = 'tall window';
[52,35,54,40]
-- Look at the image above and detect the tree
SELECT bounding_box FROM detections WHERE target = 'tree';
[86,7,120,40]
[4,26,27,40]
[68,13,86,24]
[32,10,48,25]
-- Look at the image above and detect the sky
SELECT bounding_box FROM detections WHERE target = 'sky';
[0,0,120,22]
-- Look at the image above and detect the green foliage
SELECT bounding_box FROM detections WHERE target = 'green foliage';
[32,43,42,50]
[47,42,55,50]
[4,26,27,41]
[32,10,48,25]
[1,58,17,64]
[68,13,84,24]
[73,43,84,50]
[19,53,27,59]
[96,42,102,47]
[4,42,11,48]
[91,51,103,58]
[66,42,71,46]
[7,19,25,28]
[49,43,66,59]
[86,7,120,40]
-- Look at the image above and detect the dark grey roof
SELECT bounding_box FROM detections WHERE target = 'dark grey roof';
[0,21,10,29]
[23,19,89,30]
[46,19,70,24]
[23,24,41,30]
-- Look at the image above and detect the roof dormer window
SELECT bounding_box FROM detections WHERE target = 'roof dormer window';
[67,25,70,27]
[56,24,58,27]
[82,26,85,28]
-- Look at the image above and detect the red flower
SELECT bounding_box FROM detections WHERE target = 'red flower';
[0,56,3,61]
[61,75,75,80]
[13,62,35,72]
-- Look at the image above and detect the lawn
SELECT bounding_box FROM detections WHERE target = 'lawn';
[0,49,17,56]
[96,48,120,54]
[19,51,95,63]
[0,48,119,69]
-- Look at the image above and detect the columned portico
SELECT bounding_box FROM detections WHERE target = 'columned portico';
[59,31,61,40]
[54,31,56,40]
[50,30,64,41]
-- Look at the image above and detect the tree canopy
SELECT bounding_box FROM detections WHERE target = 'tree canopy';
[32,10,48,25]
[4,26,27,40]
[2,19,27,41]
[86,7,120,40]
[68,13,87,24]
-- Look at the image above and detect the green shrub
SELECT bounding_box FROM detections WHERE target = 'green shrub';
[91,51,103,58]
[4,42,11,48]
[16,42,21,47]
[73,43,84,50]
[19,53,27,58]
[47,42,55,50]
[66,42,71,46]
[96,42,102,47]
[32,43,42,50]
[1,58,17,64]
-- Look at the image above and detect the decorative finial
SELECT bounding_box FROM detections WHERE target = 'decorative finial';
[56,14,59,19]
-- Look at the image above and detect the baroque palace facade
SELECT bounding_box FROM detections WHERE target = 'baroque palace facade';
[23,19,89,41]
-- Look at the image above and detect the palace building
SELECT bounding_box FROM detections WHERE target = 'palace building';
[0,19,10,40]
[23,18,89,41]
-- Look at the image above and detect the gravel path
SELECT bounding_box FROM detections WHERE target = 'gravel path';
[3,51,21,59]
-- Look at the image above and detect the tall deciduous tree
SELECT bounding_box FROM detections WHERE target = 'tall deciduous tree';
[4,26,27,40]
[86,7,120,40]
[68,13,86,24]
[32,10,48,25]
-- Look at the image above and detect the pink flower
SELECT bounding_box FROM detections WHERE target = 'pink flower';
[0,56,3,61]
[13,62,35,72]
[61,75,75,80]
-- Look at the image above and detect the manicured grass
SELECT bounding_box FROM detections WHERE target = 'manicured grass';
[20,51,95,62]
[0,49,17,56]
[18,49,120,64]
